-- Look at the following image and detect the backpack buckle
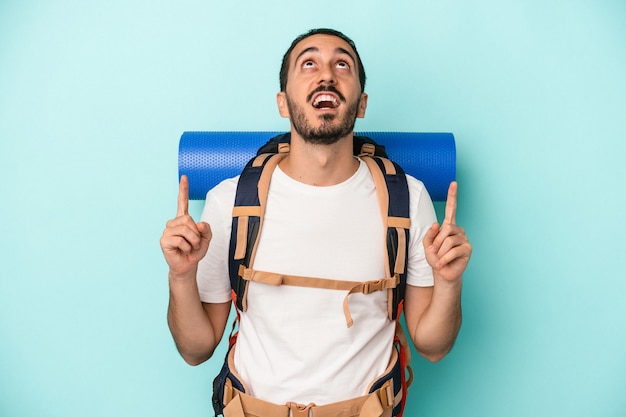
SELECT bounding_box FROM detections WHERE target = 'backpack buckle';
[288,402,314,417]
[362,279,384,294]
[359,143,376,157]
[377,380,394,408]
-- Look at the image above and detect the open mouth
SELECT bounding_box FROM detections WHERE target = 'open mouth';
[312,93,340,109]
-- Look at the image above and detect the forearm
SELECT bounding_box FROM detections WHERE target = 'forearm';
[409,277,463,362]
[167,271,222,365]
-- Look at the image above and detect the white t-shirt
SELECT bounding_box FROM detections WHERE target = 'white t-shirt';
[197,158,436,405]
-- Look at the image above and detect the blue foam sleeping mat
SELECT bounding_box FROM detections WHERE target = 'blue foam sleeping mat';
[178,131,455,201]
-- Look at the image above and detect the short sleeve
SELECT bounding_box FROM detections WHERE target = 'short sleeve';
[196,177,239,303]
[405,175,437,287]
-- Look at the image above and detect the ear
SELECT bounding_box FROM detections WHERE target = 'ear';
[356,93,368,118]
[276,92,290,118]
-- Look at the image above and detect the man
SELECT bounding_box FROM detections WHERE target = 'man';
[161,28,471,416]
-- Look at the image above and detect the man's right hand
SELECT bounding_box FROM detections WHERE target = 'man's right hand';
[160,175,212,278]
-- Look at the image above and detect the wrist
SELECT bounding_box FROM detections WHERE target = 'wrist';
[168,268,198,284]
[433,273,463,291]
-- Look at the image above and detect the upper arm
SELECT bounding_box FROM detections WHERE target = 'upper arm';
[202,301,232,349]
[403,284,433,338]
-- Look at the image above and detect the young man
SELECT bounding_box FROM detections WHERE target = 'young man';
[161,28,471,416]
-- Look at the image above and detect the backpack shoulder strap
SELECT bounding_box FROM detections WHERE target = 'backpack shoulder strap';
[228,146,289,311]
[361,154,413,411]
[360,155,411,321]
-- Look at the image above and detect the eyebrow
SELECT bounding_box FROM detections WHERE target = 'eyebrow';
[294,46,357,67]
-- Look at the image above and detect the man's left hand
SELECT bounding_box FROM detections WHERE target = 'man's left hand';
[423,181,472,282]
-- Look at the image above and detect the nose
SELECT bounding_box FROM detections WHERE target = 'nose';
[317,63,335,85]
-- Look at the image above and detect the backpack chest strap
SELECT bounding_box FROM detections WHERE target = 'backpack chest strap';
[238,265,400,327]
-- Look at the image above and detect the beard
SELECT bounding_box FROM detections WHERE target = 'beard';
[285,91,360,146]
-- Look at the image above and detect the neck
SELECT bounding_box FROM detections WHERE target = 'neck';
[279,132,359,186]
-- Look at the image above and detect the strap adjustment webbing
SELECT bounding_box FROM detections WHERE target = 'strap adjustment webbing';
[238,265,400,328]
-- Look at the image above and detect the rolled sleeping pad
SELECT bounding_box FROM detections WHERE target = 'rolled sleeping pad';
[178,131,456,201]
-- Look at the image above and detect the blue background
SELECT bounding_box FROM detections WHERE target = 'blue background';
[1,1,625,416]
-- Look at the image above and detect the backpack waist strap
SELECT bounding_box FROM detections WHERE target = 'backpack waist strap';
[239,265,400,327]
[223,380,393,417]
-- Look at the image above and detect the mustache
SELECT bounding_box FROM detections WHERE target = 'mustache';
[306,85,346,103]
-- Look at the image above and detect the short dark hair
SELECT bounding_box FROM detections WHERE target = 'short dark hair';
[279,28,366,93]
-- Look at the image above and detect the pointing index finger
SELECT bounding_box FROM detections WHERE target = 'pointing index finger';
[177,175,189,217]
[443,181,458,225]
